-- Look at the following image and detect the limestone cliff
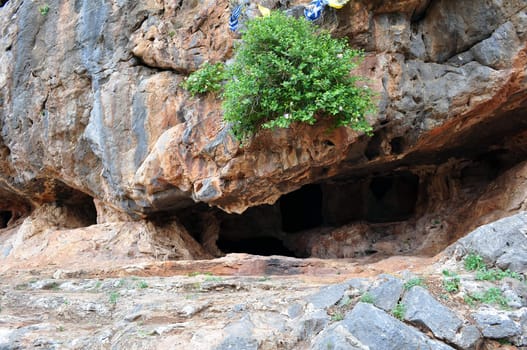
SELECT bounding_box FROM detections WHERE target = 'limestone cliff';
[0,0,526,262]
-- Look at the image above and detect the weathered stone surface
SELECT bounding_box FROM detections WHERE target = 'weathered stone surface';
[402,286,464,343]
[473,309,522,339]
[343,302,454,350]
[450,212,527,272]
[294,309,330,341]
[453,325,482,350]
[311,324,368,350]
[306,283,350,309]
[368,274,404,312]
[0,0,525,223]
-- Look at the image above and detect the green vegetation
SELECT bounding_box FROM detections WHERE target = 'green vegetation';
[39,4,50,16]
[404,277,426,290]
[465,287,509,308]
[464,253,486,271]
[331,312,344,322]
[180,12,375,142]
[464,252,522,281]
[204,275,223,282]
[223,12,374,140]
[137,281,148,289]
[475,267,521,281]
[442,270,460,293]
[109,292,119,305]
[359,292,374,304]
[182,62,226,96]
[392,302,406,320]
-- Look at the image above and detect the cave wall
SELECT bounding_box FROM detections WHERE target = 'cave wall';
[0,0,526,261]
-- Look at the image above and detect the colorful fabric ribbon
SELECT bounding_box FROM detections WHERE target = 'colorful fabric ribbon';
[304,0,328,22]
[229,4,243,32]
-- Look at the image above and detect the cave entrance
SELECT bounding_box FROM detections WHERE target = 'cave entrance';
[366,172,419,223]
[280,184,323,233]
[0,211,12,228]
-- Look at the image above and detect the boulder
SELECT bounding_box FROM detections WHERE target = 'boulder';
[342,302,454,350]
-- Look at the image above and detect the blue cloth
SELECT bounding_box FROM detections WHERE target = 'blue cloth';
[304,0,328,21]
[229,5,243,32]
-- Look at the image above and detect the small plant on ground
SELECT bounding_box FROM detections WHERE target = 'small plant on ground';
[442,270,460,293]
[39,4,49,16]
[181,62,226,96]
[464,253,486,271]
[359,292,374,304]
[467,287,509,308]
[109,292,119,305]
[404,277,426,290]
[137,281,148,289]
[475,268,522,281]
[222,11,375,141]
[339,296,352,307]
[392,302,406,320]
[331,312,344,322]
[204,275,223,283]
[464,252,523,281]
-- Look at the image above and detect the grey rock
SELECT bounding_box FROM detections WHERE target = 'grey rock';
[224,316,254,339]
[343,302,454,350]
[215,336,258,350]
[311,324,368,350]
[452,325,482,350]
[295,309,329,341]
[471,21,520,69]
[497,250,527,272]
[473,310,521,338]
[287,303,303,319]
[368,274,404,312]
[346,278,370,293]
[306,283,349,309]
[216,316,257,350]
[510,308,527,347]
[402,286,463,342]
[503,288,523,308]
[451,212,527,272]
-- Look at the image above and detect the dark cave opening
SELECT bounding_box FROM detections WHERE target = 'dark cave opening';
[0,211,12,228]
[177,146,526,260]
[280,184,323,233]
[54,181,98,227]
[366,172,419,223]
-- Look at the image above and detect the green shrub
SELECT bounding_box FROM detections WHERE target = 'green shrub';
[404,277,426,290]
[331,312,344,322]
[442,270,460,293]
[222,11,375,140]
[109,292,119,305]
[137,281,148,289]
[182,62,226,96]
[476,268,522,281]
[359,292,375,304]
[39,4,50,16]
[469,287,509,308]
[464,253,486,271]
[392,302,406,320]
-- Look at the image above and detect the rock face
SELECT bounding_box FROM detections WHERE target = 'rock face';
[0,0,527,260]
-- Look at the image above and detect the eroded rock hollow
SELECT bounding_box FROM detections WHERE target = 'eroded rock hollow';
[0,0,526,267]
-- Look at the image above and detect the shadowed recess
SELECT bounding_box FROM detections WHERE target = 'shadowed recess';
[0,211,12,228]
